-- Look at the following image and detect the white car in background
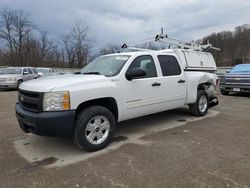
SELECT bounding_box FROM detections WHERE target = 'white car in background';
[36,67,60,77]
[0,67,38,89]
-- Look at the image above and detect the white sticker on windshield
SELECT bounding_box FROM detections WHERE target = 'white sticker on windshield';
[115,56,129,61]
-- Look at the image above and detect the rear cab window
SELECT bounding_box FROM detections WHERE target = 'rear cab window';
[157,55,181,76]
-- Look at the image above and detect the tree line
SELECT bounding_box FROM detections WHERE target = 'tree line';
[0,7,93,68]
[201,24,250,66]
[0,7,250,68]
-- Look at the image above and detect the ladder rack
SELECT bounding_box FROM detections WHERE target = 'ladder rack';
[121,28,221,52]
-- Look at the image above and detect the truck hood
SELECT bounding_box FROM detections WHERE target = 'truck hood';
[19,74,108,92]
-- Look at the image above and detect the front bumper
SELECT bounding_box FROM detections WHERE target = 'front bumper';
[16,103,75,136]
[220,83,250,92]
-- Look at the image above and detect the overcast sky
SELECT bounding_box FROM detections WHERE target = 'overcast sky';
[1,0,250,51]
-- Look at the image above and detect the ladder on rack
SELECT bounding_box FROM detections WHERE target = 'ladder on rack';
[121,28,221,52]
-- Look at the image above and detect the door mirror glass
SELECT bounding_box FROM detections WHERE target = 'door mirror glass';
[125,68,146,81]
[23,71,28,75]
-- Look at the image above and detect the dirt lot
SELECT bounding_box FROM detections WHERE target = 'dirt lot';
[0,90,250,188]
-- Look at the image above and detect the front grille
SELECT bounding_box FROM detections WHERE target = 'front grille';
[18,90,43,112]
[225,77,250,85]
[0,78,7,82]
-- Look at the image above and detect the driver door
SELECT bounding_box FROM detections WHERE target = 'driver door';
[122,55,164,120]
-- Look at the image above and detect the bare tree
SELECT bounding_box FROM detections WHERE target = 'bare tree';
[61,33,76,67]
[38,31,53,65]
[99,44,121,55]
[0,7,15,65]
[60,22,91,67]
[0,7,35,66]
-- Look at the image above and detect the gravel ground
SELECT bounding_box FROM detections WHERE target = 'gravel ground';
[0,90,250,188]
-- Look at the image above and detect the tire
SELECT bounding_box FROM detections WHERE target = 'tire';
[73,106,116,152]
[189,90,209,117]
[17,80,23,89]
[220,89,229,95]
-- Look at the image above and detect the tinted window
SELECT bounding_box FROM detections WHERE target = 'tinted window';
[158,55,181,76]
[23,68,28,74]
[127,55,157,78]
[27,68,33,74]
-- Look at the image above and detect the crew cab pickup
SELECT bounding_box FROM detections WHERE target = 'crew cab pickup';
[220,64,250,95]
[16,49,219,151]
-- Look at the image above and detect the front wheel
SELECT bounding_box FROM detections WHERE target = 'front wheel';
[73,106,116,152]
[189,90,209,117]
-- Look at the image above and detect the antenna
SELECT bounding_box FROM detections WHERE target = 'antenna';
[121,28,221,52]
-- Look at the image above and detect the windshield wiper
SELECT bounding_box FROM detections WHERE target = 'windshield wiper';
[82,72,102,75]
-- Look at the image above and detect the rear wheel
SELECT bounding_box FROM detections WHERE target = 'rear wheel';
[73,106,116,152]
[189,90,209,117]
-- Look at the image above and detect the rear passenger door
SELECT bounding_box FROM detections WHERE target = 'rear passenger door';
[22,68,29,81]
[27,68,34,80]
[157,55,187,108]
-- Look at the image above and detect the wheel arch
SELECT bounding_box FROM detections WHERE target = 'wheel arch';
[75,97,119,122]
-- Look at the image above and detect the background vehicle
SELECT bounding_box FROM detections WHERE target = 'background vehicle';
[0,67,38,89]
[16,31,219,152]
[220,64,250,95]
[36,67,61,77]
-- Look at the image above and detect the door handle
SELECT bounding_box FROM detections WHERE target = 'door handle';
[152,82,161,87]
[178,79,186,83]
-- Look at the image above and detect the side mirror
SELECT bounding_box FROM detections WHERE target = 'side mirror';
[125,68,146,81]
[226,70,230,73]
[23,71,28,75]
[74,71,81,74]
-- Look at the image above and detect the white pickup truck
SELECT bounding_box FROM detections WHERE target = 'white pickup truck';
[16,49,219,151]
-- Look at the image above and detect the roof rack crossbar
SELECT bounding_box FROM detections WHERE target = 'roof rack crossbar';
[121,28,221,52]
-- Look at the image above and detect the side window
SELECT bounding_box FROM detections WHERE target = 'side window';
[23,68,28,75]
[127,55,157,78]
[27,68,33,74]
[158,55,181,76]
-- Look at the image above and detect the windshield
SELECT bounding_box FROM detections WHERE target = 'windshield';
[81,55,130,76]
[230,64,250,73]
[37,68,50,73]
[0,68,21,74]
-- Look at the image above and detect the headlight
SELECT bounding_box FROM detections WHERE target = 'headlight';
[9,77,17,81]
[43,91,70,111]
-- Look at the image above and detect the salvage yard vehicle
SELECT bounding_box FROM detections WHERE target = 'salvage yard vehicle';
[36,67,60,77]
[220,64,250,95]
[15,31,219,152]
[0,67,39,89]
